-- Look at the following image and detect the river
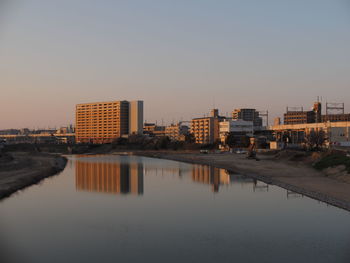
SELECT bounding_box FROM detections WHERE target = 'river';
[1,155,349,263]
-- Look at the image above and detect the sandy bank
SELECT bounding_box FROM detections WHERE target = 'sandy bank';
[134,151,350,211]
[0,152,67,199]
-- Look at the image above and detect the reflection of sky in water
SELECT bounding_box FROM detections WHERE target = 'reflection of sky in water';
[1,155,350,263]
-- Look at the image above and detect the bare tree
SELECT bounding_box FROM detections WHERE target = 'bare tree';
[304,130,326,150]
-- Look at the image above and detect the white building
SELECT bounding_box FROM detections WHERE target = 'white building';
[219,120,254,144]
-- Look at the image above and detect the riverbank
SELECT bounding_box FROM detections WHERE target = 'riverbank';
[0,152,67,199]
[133,151,350,211]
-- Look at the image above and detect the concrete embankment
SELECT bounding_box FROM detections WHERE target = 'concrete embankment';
[134,151,350,212]
[0,152,67,199]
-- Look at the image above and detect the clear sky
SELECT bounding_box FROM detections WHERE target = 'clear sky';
[0,0,349,129]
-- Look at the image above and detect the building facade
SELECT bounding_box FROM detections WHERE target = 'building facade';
[190,117,219,144]
[165,122,189,141]
[322,114,350,123]
[270,121,350,148]
[232,109,262,127]
[75,100,143,144]
[219,120,254,144]
[129,101,144,135]
[143,123,166,137]
[283,102,350,124]
[283,102,321,125]
[283,110,316,125]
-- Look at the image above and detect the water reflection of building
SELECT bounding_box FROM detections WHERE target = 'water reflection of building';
[75,161,143,195]
[252,179,269,192]
[191,165,232,192]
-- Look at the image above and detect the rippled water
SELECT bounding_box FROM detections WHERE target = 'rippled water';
[1,155,350,263]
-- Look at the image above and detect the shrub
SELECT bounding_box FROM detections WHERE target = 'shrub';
[314,154,350,173]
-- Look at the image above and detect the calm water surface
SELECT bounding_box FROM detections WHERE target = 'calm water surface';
[1,155,350,263]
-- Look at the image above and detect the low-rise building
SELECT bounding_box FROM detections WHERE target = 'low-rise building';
[284,102,322,125]
[322,113,350,123]
[143,123,166,137]
[190,117,219,144]
[284,110,316,125]
[270,121,350,148]
[232,108,262,127]
[143,123,157,134]
[283,101,350,124]
[219,120,254,144]
[165,122,189,141]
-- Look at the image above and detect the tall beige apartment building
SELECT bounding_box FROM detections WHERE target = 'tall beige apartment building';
[76,100,143,144]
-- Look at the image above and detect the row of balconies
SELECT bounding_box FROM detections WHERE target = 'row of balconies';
[76,131,118,133]
[191,128,209,132]
[77,131,112,133]
[76,122,119,125]
[77,119,119,121]
[191,131,209,134]
[77,108,120,111]
[77,110,120,112]
[77,104,120,108]
[76,115,121,117]
[76,132,119,134]
[78,110,124,113]
[76,120,120,123]
[76,128,119,130]
[76,129,119,131]
[192,123,209,126]
[77,134,119,137]
[76,110,120,114]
